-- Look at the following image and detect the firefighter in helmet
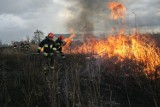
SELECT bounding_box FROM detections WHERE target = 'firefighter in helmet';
[55,35,66,59]
[37,32,57,70]
[13,42,17,52]
[24,41,30,52]
[20,41,25,51]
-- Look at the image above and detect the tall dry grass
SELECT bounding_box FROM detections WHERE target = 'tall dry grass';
[0,51,159,107]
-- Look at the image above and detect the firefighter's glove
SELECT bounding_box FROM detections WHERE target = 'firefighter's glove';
[56,51,60,54]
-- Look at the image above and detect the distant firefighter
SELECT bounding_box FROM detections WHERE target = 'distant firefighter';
[55,35,66,59]
[13,42,17,49]
[13,42,18,52]
[24,41,30,52]
[20,41,30,52]
[20,41,25,50]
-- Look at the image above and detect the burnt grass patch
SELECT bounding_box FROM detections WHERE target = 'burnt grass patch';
[0,53,159,107]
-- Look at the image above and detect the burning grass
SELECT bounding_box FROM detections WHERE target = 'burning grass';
[64,33,160,79]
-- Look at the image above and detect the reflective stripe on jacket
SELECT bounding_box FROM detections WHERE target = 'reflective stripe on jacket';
[38,38,56,54]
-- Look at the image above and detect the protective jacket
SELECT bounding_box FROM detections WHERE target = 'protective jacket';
[55,38,66,51]
[37,37,56,56]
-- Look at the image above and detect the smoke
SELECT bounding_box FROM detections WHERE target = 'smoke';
[66,0,113,34]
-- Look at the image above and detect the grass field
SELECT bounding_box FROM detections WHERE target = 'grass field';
[0,53,159,107]
[0,33,160,107]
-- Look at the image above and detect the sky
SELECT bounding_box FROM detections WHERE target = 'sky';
[0,0,160,44]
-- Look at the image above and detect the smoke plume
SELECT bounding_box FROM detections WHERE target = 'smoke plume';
[66,0,113,34]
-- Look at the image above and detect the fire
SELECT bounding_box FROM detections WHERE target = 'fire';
[107,1,126,20]
[62,1,160,79]
[63,33,160,78]
[63,28,76,50]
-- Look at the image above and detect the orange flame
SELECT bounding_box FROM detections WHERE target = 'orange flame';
[107,1,126,20]
[63,33,160,79]
[63,28,76,50]
[61,2,160,79]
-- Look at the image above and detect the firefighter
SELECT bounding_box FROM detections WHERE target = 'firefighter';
[37,32,57,70]
[24,41,30,52]
[13,42,17,52]
[20,41,25,51]
[55,35,66,59]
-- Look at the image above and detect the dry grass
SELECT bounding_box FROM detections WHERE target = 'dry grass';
[0,52,159,107]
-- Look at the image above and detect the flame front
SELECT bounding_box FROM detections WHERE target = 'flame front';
[62,1,160,79]
[64,28,76,49]
[64,33,160,78]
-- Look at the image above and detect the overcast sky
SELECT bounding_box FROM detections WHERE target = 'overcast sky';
[0,0,160,44]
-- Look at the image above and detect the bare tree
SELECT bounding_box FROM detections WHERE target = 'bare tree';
[33,29,44,44]
[26,35,30,43]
